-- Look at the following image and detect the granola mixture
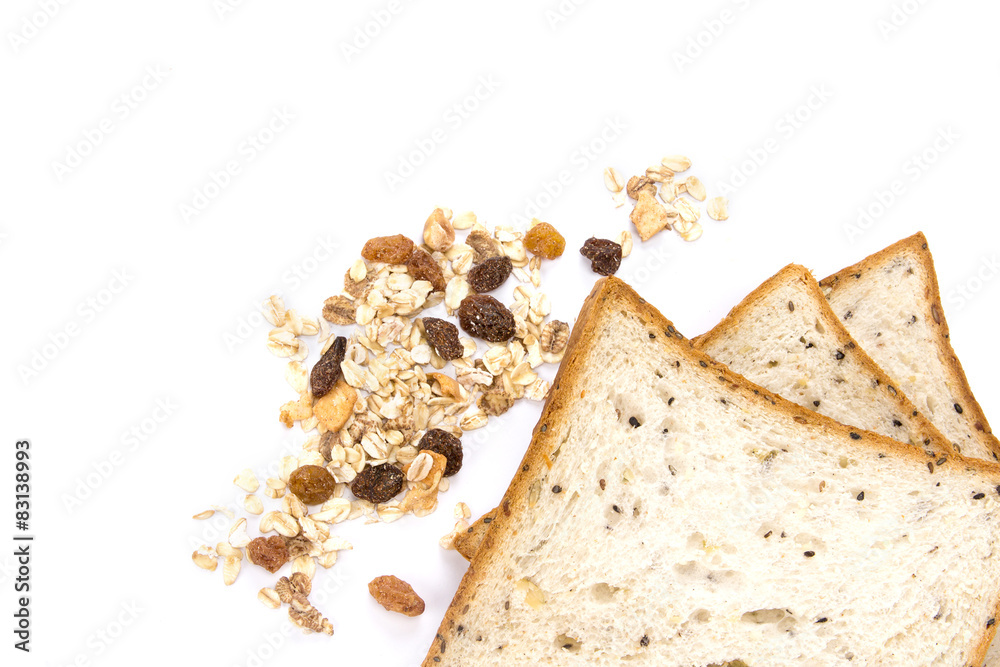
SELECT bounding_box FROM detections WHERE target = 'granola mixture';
[191,211,568,635]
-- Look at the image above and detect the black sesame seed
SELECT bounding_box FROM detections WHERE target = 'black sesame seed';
[805,342,815,349]
[522,464,530,472]
[813,400,821,407]
[804,550,816,557]
[648,333,655,339]
[844,310,853,320]
[699,360,708,368]
[763,531,772,538]
[668,397,675,406]
[781,531,787,538]
[857,491,865,501]
[835,351,846,360]
[540,424,547,432]
[788,301,795,312]
[483,517,492,524]
[892,419,903,427]
[667,325,676,334]
[599,479,606,490]
[612,505,622,514]
[457,625,464,633]
[505,601,510,610]
[662,428,669,434]
[927,462,935,473]
[552,485,562,494]
[629,416,641,428]
[955,403,964,414]
[990,618,997,628]
[974,492,986,500]
[995,485,1000,495]
[816,617,828,623]
[937,458,947,466]
[849,432,861,440]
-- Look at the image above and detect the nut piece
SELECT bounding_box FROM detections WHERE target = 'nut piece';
[661,155,692,172]
[540,320,570,354]
[626,175,657,200]
[362,235,414,264]
[423,208,456,252]
[322,295,356,326]
[467,229,501,262]
[630,191,671,242]
[312,379,357,432]
[683,176,706,201]
[603,167,625,192]
[247,536,289,574]
[368,575,426,617]
[707,196,729,221]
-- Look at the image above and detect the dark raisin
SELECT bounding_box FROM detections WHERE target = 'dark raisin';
[288,465,337,505]
[468,256,513,293]
[362,234,414,264]
[310,336,347,398]
[406,247,447,292]
[351,463,405,504]
[579,237,622,276]
[419,429,463,477]
[423,317,463,361]
[458,295,515,342]
[247,536,289,573]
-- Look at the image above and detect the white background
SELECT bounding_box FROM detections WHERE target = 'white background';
[3,1,999,665]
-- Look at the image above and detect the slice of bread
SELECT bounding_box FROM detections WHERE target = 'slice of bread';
[424,277,1000,666]
[693,264,953,458]
[819,232,1000,462]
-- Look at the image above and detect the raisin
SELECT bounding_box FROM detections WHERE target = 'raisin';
[467,229,501,262]
[418,429,463,477]
[361,234,414,264]
[423,317,464,361]
[247,536,289,574]
[288,465,337,505]
[524,222,566,259]
[405,247,447,292]
[458,295,516,343]
[368,575,425,617]
[351,463,405,504]
[310,336,347,398]
[580,237,622,276]
[468,256,513,293]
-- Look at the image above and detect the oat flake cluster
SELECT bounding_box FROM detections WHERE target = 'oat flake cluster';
[603,155,729,243]
[190,210,572,635]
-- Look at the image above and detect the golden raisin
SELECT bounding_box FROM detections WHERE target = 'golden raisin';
[406,247,447,292]
[288,465,337,505]
[361,235,414,264]
[524,222,566,259]
[247,536,289,574]
[368,575,425,617]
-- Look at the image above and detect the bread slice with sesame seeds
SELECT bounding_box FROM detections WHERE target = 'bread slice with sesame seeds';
[424,276,1000,666]
[692,263,953,459]
[819,232,1000,463]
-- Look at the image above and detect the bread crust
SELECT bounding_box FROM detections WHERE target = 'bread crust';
[818,232,1000,463]
[693,262,955,458]
[422,275,1000,666]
